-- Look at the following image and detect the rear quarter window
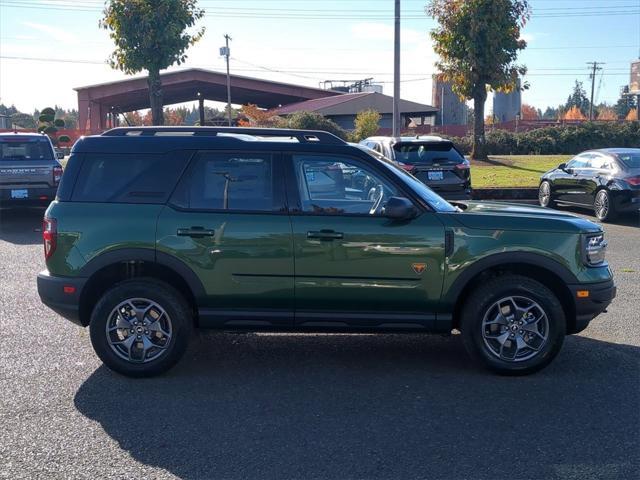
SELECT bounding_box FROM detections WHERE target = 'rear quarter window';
[71,152,188,203]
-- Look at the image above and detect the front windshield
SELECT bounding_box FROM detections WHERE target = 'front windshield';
[357,146,457,213]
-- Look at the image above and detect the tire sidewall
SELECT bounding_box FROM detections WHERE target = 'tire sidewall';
[539,181,554,208]
[461,276,566,375]
[595,189,615,222]
[89,279,191,377]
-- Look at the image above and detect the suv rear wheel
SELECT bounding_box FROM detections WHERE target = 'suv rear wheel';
[460,275,566,375]
[89,279,192,377]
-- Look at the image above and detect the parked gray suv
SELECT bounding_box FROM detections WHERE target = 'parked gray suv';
[360,136,472,200]
[0,133,63,205]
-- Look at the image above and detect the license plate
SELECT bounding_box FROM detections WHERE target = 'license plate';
[427,171,444,181]
[11,189,28,199]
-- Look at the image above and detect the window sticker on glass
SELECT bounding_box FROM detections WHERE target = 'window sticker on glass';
[305,171,316,182]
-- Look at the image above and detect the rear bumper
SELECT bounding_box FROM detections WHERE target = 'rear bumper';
[0,186,57,204]
[611,189,640,212]
[567,279,616,334]
[37,270,87,326]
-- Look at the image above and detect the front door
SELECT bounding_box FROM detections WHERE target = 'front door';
[286,153,446,329]
[156,150,294,328]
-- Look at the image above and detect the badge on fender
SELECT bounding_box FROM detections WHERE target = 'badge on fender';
[412,263,426,274]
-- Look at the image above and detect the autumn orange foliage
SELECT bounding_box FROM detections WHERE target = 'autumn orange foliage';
[520,104,538,120]
[562,105,586,120]
[597,107,617,121]
[626,108,638,121]
[239,104,281,127]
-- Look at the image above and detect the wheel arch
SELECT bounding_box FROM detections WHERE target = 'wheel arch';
[77,248,205,327]
[447,253,577,333]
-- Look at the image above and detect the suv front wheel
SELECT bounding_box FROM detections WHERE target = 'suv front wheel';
[460,275,566,375]
[89,279,192,377]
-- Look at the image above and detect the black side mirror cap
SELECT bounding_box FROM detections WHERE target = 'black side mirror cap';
[558,163,566,170]
[382,196,418,220]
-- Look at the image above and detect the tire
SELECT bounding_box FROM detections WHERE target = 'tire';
[594,189,617,222]
[460,274,566,375]
[89,278,192,378]
[538,181,555,208]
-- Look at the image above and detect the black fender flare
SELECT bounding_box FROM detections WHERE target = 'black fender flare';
[78,248,206,299]
[443,251,578,306]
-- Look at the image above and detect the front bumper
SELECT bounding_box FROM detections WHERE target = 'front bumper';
[37,270,87,326]
[567,279,616,334]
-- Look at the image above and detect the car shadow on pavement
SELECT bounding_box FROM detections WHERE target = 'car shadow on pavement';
[0,207,46,245]
[74,333,640,480]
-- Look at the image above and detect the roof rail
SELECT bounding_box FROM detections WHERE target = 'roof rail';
[101,126,346,145]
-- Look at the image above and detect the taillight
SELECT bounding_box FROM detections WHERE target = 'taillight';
[455,160,471,170]
[398,162,415,172]
[43,217,57,260]
[625,176,640,186]
[53,165,63,185]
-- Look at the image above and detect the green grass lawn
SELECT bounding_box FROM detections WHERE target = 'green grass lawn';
[471,155,571,188]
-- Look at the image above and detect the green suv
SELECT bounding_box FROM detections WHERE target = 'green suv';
[37,127,616,377]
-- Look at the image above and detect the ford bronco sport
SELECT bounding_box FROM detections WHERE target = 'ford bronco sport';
[37,127,615,377]
[0,132,63,205]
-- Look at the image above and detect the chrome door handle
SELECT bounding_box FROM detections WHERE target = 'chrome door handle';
[307,230,344,240]
[177,227,215,238]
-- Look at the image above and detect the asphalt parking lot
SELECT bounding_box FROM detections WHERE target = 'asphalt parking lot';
[0,206,638,480]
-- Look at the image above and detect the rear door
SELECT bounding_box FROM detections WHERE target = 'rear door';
[286,152,446,329]
[155,150,295,328]
[0,135,58,199]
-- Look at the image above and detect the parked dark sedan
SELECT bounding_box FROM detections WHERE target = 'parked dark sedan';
[539,148,640,221]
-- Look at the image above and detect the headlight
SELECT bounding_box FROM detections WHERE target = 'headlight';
[582,233,607,266]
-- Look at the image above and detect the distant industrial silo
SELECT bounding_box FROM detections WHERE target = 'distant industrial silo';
[493,80,522,123]
[432,74,468,125]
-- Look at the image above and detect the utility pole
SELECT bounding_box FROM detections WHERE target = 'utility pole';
[587,61,604,121]
[220,34,233,126]
[392,0,401,137]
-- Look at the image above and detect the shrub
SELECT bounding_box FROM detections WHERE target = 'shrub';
[446,122,640,155]
[279,111,349,140]
[352,109,381,142]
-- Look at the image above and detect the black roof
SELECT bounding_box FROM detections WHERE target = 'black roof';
[72,127,351,154]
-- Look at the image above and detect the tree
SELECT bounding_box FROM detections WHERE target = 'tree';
[10,112,36,129]
[427,0,530,159]
[626,108,638,121]
[596,106,617,121]
[562,105,586,121]
[614,87,637,119]
[541,106,559,120]
[101,0,205,126]
[37,107,66,145]
[281,111,348,140]
[238,104,282,127]
[520,103,539,120]
[352,109,381,141]
[563,81,590,116]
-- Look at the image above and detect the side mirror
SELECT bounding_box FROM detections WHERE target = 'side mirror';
[558,162,566,170]
[382,196,417,220]
[56,152,65,160]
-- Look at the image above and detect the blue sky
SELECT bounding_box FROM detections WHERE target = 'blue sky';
[0,0,639,114]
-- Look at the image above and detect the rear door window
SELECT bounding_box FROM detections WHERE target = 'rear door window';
[0,137,53,161]
[393,142,464,166]
[71,152,187,203]
[170,152,281,212]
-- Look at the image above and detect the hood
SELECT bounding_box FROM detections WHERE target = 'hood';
[451,201,602,233]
